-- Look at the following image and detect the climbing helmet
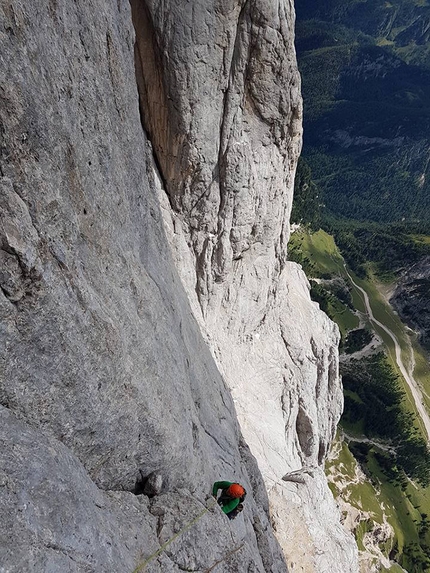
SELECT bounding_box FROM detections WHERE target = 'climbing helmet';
[226,483,246,498]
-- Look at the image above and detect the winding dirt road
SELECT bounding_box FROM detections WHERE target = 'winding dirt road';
[345,268,430,442]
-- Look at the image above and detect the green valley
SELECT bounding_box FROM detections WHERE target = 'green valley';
[289,226,430,571]
[293,1,430,569]
[295,0,430,226]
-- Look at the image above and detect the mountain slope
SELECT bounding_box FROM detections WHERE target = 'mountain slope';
[295,0,430,226]
[131,0,357,569]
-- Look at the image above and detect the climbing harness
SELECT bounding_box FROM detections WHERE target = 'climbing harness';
[132,498,218,572]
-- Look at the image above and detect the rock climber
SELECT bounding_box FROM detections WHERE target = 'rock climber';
[212,481,246,520]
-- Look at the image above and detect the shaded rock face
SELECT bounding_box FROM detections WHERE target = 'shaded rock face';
[0,1,287,571]
[131,0,358,571]
[391,256,430,353]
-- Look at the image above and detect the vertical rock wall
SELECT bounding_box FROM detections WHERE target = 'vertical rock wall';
[131,0,358,570]
[0,1,288,571]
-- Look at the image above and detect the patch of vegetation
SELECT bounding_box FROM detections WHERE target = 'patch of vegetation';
[309,280,359,342]
[344,328,373,354]
[288,228,345,278]
[288,228,359,340]
[410,235,430,246]
[341,353,430,487]
[327,435,430,572]
[291,157,322,229]
[364,448,430,572]
[412,342,430,414]
[324,218,430,279]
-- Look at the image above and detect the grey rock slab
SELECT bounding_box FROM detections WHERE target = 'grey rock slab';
[0,0,287,571]
[0,406,158,573]
[131,0,302,275]
[1,406,283,573]
[0,0,238,494]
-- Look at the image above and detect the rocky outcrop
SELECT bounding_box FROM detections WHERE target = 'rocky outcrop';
[1,403,287,572]
[390,256,430,353]
[130,0,302,303]
[131,1,358,570]
[0,1,287,571]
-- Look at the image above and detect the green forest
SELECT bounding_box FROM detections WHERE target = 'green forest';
[342,354,430,487]
[293,157,430,279]
[295,0,430,227]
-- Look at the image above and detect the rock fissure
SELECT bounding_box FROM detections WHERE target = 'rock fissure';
[175,564,202,573]
[189,178,214,218]
[218,0,251,160]
[43,543,83,566]
[6,185,41,239]
[0,281,18,305]
[0,246,41,303]
[204,543,245,573]
[280,328,300,368]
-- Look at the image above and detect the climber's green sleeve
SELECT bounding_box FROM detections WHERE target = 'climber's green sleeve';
[212,481,232,496]
[220,497,240,514]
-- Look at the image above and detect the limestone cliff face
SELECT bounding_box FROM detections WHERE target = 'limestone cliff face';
[0,1,287,571]
[131,1,358,571]
[0,0,358,571]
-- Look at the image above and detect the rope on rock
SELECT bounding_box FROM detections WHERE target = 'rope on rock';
[132,498,218,573]
[204,543,244,572]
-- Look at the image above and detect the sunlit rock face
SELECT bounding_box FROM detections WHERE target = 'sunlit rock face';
[132,0,358,570]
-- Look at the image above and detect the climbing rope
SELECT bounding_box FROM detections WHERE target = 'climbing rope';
[132,498,218,573]
[203,543,244,572]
